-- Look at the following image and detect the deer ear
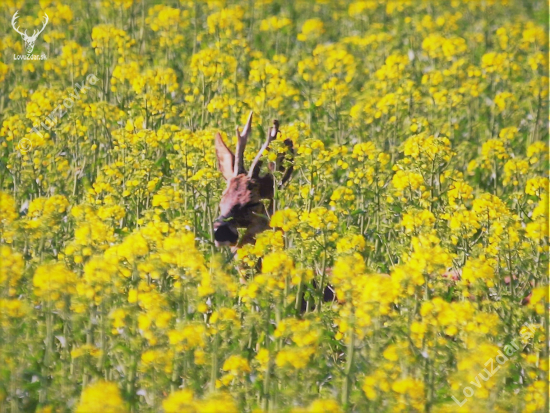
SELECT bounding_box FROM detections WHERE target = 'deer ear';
[258,173,274,199]
[268,138,294,186]
[215,132,235,181]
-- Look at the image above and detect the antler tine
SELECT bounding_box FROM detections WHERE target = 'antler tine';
[11,11,26,36]
[34,13,49,38]
[234,111,253,176]
[248,119,280,178]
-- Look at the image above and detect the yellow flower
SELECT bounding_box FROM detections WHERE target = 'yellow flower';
[348,1,377,17]
[525,177,549,197]
[255,348,270,372]
[207,6,245,36]
[528,286,547,315]
[162,389,196,413]
[448,208,480,241]
[422,33,467,60]
[403,133,452,162]
[0,61,8,83]
[0,192,18,227]
[275,318,321,347]
[481,139,509,168]
[336,233,365,254]
[523,381,546,413]
[167,323,206,351]
[494,91,514,112]
[402,209,435,233]
[383,345,399,361]
[332,252,365,294]
[270,208,299,231]
[472,193,510,220]
[71,344,102,359]
[76,381,127,413]
[351,142,377,161]
[275,347,315,369]
[391,378,425,411]
[260,16,292,32]
[33,263,77,301]
[195,392,238,413]
[447,181,474,206]
[222,355,251,375]
[0,299,30,324]
[307,399,343,413]
[392,170,424,191]
[297,19,325,42]
[262,251,294,274]
[300,207,338,230]
[330,187,355,206]
[527,141,549,164]
[462,258,495,287]
[499,126,518,141]
[0,246,24,295]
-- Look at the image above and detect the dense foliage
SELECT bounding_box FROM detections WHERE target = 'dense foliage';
[0,0,548,412]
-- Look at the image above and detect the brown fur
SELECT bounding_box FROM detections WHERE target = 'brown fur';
[215,174,271,250]
[219,175,260,218]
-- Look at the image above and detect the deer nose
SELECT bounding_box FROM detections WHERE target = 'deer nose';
[214,224,238,245]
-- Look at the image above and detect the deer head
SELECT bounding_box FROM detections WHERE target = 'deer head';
[12,11,49,55]
[214,111,293,250]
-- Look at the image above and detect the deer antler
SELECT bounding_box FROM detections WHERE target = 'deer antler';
[234,111,253,176]
[248,119,279,178]
[31,13,49,39]
[11,11,27,37]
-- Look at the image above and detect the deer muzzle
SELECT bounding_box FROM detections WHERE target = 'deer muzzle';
[213,218,239,247]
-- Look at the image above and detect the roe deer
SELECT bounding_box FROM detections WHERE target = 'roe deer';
[213,111,293,250]
[213,112,337,311]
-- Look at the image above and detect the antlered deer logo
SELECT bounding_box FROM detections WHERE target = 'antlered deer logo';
[12,11,49,55]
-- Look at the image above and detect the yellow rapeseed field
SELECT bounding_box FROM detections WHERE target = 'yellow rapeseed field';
[0,0,548,412]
